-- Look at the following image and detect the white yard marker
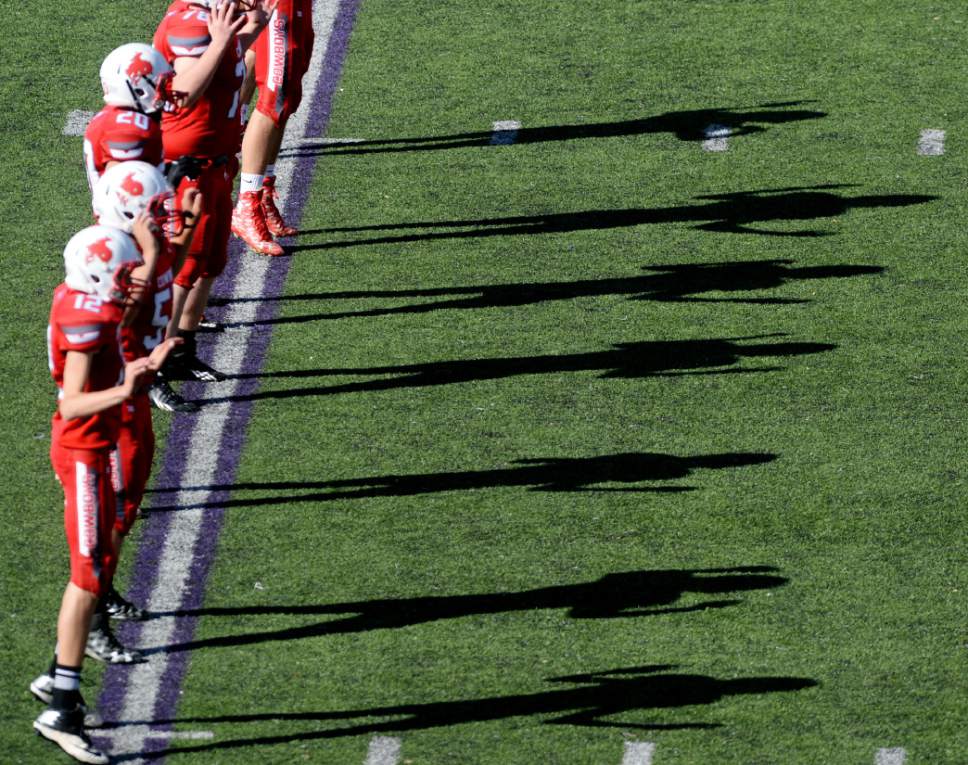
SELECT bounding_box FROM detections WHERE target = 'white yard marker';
[621,740,656,765]
[144,731,215,741]
[320,137,366,144]
[491,120,521,145]
[62,109,95,136]
[364,736,402,765]
[917,129,945,155]
[702,123,731,152]
[875,748,907,765]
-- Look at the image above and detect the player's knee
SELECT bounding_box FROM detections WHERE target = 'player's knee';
[255,98,287,127]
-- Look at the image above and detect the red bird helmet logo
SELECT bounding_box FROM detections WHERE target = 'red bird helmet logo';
[86,237,114,264]
[126,53,153,81]
[121,173,145,197]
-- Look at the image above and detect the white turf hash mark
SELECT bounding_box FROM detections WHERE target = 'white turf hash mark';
[62,109,95,136]
[917,128,945,155]
[491,120,521,145]
[702,123,730,152]
[621,740,656,765]
[875,748,907,765]
[143,731,215,741]
[364,736,402,765]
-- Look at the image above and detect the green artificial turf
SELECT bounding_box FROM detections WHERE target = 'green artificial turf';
[3,1,967,763]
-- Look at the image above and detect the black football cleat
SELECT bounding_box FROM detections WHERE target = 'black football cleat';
[29,675,103,728]
[34,705,108,764]
[165,353,227,383]
[148,379,200,412]
[105,586,146,621]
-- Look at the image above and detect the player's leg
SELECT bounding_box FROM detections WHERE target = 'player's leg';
[261,8,313,237]
[152,275,200,410]
[168,165,229,381]
[259,119,297,236]
[105,404,153,621]
[239,48,257,130]
[232,19,285,255]
[83,444,142,665]
[33,447,114,763]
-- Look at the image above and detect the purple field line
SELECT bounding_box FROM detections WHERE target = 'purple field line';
[97,0,362,750]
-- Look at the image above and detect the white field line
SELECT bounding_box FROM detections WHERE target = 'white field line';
[144,731,215,741]
[490,120,521,145]
[364,736,402,765]
[621,740,656,765]
[917,128,945,155]
[63,109,95,136]
[875,748,907,765]
[702,123,730,152]
[104,1,343,761]
[319,137,365,144]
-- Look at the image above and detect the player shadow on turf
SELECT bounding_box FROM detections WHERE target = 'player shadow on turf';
[147,450,777,511]
[279,100,827,158]
[200,334,835,404]
[147,565,785,652]
[292,186,935,242]
[109,666,818,757]
[296,185,936,240]
[209,260,884,327]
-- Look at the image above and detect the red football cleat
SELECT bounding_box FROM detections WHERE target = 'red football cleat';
[232,190,284,256]
[261,176,298,237]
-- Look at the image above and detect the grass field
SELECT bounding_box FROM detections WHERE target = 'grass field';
[2,1,967,763]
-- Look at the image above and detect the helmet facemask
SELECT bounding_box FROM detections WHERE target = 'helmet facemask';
[111,261,148,307]
[148,191,183,239]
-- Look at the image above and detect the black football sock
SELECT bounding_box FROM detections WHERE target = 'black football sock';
[51,663,82,710]
[177,329,197,358]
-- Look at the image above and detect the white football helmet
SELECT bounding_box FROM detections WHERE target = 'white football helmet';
[63,225,144,304]
[92,161,180,237]
[100,43,176,115]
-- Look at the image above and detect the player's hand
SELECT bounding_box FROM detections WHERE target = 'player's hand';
[183,188,204,226]
[208,1,246,47]
[146,337,183,372]
[132,211,161,253]
[180,186,201,213]
[122,357,154,396]
[245,0,277,30]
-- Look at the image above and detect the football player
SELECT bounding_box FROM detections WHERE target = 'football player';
[86,43,203,413]
[86,162,184,657]
[84,44,173,192]
[153,0,275,383]
[232,0,314,254]
[31,225,178,765]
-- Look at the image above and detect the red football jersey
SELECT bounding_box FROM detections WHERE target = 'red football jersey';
[154,1,245,159]
[48,284,126,450]
[83,105,164,194]
[121,241,177,361]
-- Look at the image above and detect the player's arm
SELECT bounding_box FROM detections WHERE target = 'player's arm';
[132,212,162,280]
[124,212,163,326]
[59,340,181,420]
[59,351,143,420]
[171,2,247,108]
